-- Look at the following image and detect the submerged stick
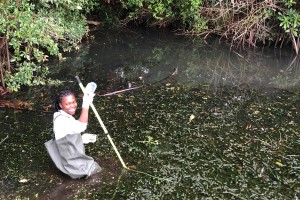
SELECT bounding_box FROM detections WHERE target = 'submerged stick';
[0,135,8,146]
[101,68,178,96]
[101,86,142,96]
[111,169,126,200]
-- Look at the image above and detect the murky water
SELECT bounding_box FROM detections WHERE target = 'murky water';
[0,28,300,199]
[48,27,300,90]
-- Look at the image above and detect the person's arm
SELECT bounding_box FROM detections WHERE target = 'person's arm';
[78,107,89,123]
[79,89,94,123]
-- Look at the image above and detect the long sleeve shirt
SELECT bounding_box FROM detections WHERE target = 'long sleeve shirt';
[53,110,87,140]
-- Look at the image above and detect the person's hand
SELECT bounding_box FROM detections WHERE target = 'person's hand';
[82,92,94,108]
[82,133,97,144]
[82,82,97,108]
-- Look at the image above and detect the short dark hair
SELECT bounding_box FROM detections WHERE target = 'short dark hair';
[54,90,75,112]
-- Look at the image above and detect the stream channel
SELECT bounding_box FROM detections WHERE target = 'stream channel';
[0,27,300,199]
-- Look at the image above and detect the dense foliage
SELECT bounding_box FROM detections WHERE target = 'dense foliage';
[0,0,88,91]
[0,0,300,92]
[119,0,300,52]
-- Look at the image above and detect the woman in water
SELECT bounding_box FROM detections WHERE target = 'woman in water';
[45,85,101,179]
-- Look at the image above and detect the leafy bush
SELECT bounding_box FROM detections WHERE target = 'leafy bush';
[277,0,300,54]
[120,0,300,53]
[0,0,88,92]
[5,62,49,92]
[122,0,207,30]
[39,0,85,10]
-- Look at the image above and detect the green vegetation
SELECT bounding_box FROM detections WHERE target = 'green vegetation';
[0,84,299,199]
[121,0,207,31]
[0,0,300,91]
[0,0,88,91]
[120,0,300,54]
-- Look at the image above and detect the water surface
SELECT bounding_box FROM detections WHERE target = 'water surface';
[0,28,299,199]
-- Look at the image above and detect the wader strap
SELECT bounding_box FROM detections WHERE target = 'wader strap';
[52,114,70,139]
[53,114,70,122]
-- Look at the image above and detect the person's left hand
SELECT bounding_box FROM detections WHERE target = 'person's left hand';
[82,82,97,108]
[85,82,97,95]
[82,92,94,108]
[82,133,97,144]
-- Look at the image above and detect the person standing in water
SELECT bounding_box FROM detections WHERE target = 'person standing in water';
[45,84,101,179]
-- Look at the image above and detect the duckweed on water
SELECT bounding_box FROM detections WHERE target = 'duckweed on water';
[0,84,300,199]
[93,84,300,199]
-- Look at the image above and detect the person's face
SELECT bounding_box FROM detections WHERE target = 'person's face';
[59,95,77,115]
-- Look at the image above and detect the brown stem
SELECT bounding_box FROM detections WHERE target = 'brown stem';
[290,29,299,55]
[0,63,4,88]
[0,37,6,88]
[5,38,10,72]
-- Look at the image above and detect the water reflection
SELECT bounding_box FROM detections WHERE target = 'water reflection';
[48,28,299,91]
[1,28,300,199]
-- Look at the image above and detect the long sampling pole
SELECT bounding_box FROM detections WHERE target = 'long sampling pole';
[75,76,129,170]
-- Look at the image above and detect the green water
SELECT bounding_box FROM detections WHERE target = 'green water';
[1,84,299,199]
[0,28,300,199]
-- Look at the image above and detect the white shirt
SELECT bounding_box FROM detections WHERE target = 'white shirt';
[53,110,87,140]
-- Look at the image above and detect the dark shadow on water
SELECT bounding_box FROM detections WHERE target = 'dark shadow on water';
[40,156,122,200]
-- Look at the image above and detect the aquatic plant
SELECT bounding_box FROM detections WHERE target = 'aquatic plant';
[0,83,299,199]
[90,83,300,199]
